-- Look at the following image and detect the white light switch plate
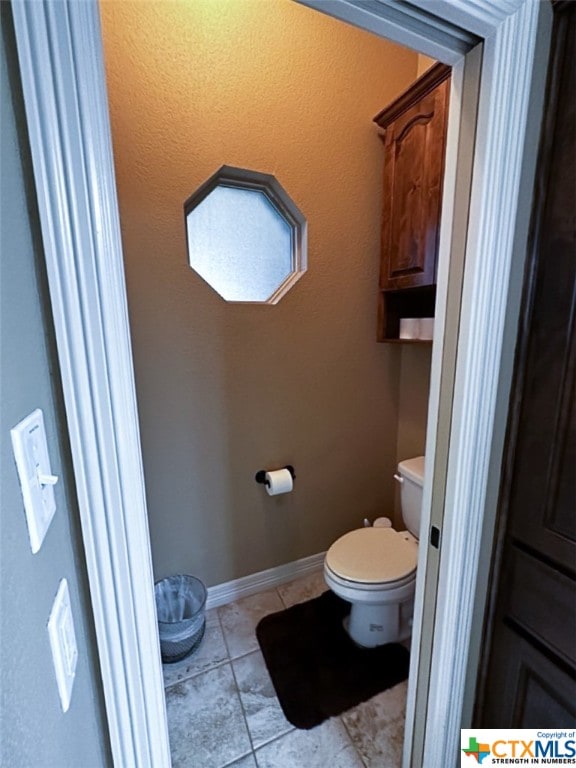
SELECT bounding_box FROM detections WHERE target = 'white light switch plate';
[10,408,58,553]
[47,578,78,713]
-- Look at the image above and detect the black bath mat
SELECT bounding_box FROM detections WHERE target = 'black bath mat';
[256,590,410,730]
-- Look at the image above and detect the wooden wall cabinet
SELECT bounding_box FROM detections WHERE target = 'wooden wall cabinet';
[374,63,450,342]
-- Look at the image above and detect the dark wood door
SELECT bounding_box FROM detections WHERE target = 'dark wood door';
[476,2,576,726]
[375,64,449,291]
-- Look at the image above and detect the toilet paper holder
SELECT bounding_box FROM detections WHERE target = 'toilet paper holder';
[255,465,296,487]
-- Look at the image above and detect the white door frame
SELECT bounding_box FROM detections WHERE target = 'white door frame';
[10,1,550,766]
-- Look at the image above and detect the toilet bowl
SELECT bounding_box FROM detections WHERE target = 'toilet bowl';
[324,456,425,648]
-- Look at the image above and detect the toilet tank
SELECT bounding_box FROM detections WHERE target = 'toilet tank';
[396,456,425,538]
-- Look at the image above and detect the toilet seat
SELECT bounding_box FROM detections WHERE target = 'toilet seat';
[326,527,417,585]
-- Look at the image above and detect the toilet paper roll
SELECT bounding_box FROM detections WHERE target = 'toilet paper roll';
[373,517,392,528]
[399,318,420,339]
[265,468,293,496]
[419,318,435,340]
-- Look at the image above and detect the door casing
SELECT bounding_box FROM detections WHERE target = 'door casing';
[10,1,551,765]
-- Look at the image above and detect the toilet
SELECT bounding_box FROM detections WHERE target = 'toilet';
[324,456,425,648]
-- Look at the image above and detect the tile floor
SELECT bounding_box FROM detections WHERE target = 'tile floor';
[163,570,408,768]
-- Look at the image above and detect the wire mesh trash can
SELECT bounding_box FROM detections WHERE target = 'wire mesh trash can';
[155,574,207,663]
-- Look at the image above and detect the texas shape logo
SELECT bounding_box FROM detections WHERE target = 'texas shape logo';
[462,736,491,764]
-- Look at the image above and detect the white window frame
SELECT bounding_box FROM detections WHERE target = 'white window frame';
[184,165,307,304]
[10,1,551,766]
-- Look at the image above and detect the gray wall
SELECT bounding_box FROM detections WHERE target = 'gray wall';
[0,8,111,766]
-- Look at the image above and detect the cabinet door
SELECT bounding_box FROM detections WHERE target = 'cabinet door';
[481,624,576,727]
[380,78,448,291]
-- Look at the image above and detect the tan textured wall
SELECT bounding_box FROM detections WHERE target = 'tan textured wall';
[100,0,419,585]
[393,346,432,526]
[417,54,436,77]
[397,347,432,462]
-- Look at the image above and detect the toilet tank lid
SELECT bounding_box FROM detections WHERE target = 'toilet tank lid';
[397,456,425,486]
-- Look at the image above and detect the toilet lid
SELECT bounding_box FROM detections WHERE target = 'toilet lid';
[326,528,417,584]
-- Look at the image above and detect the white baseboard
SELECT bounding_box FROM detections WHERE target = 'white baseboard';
[206,551,326,610]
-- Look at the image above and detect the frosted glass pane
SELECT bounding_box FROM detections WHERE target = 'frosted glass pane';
[186,185,293,302]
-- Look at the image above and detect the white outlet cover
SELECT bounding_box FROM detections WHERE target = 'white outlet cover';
[10,408,58,553]
[47,578,78,713]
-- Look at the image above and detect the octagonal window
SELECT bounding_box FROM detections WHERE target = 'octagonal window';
[184,166,307,304]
